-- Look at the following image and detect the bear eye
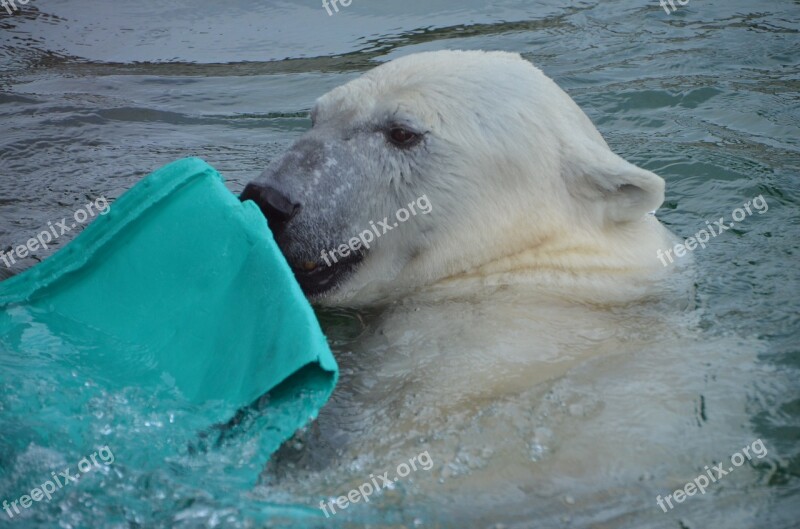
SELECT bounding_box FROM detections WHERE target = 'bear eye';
[387,126,421,148]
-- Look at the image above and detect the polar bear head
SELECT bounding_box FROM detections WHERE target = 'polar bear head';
[241,50,667,306]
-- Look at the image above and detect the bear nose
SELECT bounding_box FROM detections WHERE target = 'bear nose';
[240,182,300,236]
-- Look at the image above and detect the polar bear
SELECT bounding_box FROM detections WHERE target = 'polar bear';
[242,52,767,527]
[241,49,682,308]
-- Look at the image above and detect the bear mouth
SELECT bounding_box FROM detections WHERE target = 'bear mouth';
[288,250,364,298]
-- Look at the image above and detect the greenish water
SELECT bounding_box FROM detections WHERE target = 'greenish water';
[1,1,798,528]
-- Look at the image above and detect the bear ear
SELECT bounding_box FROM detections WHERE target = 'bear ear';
[569,150,665,224]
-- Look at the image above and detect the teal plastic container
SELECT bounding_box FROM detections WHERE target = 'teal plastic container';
[0,158,337,525]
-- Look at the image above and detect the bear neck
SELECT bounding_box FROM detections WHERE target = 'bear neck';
[427,215,686,304]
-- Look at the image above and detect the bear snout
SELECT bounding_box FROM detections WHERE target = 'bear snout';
[240,182,301,237]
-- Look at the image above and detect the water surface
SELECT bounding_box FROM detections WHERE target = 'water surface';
[1,1,798,527]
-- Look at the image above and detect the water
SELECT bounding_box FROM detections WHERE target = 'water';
[1,0,799,527]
